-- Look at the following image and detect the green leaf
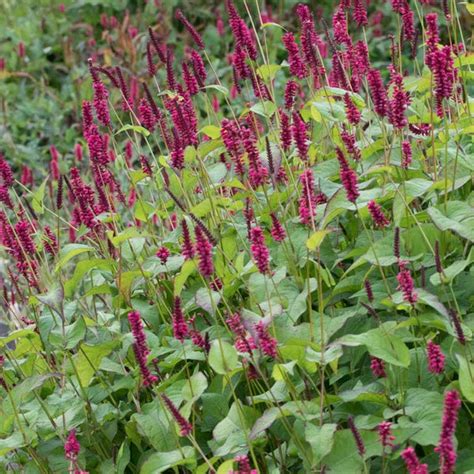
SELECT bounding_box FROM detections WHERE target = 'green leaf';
[250,100,277,118]
[174,260,197,295]
[74,341,116,386]
[115,124,150,137]
[64,258,115,298]
[0,431,28,456]
[133,400,175,451]
[195,288,221,315]
[191,198,212,218]
[305,423,338,464]
[200,125,221,139]
[260,21,285,30]
[208,340,239,374]
[55,244,92,272]
[182,372,208,402]
[0,329,36,348]
[457,354,474,402]
[116,441,130,474]
[430,248,474,286]
[31,177,48,214]
[249,407,282,440]
[203,84,229,96]
[339,327,410,367]
[65,317,86,349]
[140,447,196,474]
[257,64,281,82]
[307,230,330,250]
[428,202,474,242]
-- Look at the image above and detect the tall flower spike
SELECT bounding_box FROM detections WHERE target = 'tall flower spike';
[270,213,286,242]
[378,421,395,449]
[182,62,199,95]
[282,32,307,79]
[64,430,80,461]
[388,67,411,129]
[434,240,443,274]
[162,394,193,436]
[128,310,158,387]
[348,416,366,456]
[371,357,386,378]
[280,111,292,152]
[299,168,317,225]
[448,308,466,345]
[341,128,361,161]
[292,112,309,162]
[175,9,205,49]
[367,69,389,117]
[255,320,277,358]
[401,447,428,474]
[367,200,390,228]
[336,148,359,203]
[89,62,110,127]
[181,219,195,260]
[138,97,158,132]
[394,226,401,259]
[250,226,270,274]
[353,0,368,27]
[0,155,14,188]
[401,4,415,43]
[43,226,58,256]
[146,42,156,77]
[333,4,351,45]
[397,261,418,305]
[190,50,207,85]
[427,340,445,374]
[166,47,177,91]
[172,296,189,342]
[284,80,299,110]
[194,225,214,278]
[364,279,374,303]
[343,93,361,125]
[435,390,461,474]
[401,140,413,169]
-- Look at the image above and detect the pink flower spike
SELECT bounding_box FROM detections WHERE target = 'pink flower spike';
[435,390,461,474]
[343,93,361,125]
[370,357,386,378]
[255,320,277,358]
[250,226,270,274]
[427,340,445,374]
[64,430,80,461]
[194,225,214,278]
[172,296,189,342]
[397,261,418,305]
[378,421,395,449]
[128,310,158,387]
[367,200,390,228]
[162,394,193,436]
[401,447,428,474]
[270,213,286,242]
[175,9,205,49]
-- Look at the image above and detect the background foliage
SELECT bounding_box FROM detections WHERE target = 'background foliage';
[0,0,473,473]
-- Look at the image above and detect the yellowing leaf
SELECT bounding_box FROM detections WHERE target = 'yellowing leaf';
[307,230,330,250]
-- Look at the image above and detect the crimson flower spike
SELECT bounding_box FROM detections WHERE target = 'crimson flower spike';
[175,9,204,49]
[435,390,461,474]
[148,27,166,62]
[162,394,192,436]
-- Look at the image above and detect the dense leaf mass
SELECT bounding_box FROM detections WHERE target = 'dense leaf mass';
[0,1,473,473]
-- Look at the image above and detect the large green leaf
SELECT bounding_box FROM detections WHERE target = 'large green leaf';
[339,326,410,367]
[208,340,239,375]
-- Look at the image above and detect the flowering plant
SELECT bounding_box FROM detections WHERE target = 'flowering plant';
[0,1,473,473]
